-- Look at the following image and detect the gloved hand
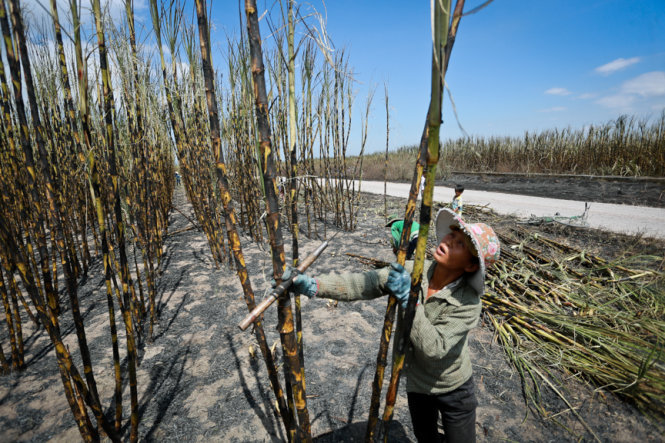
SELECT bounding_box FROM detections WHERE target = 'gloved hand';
[273,266,319,298]
[386,263,411,309]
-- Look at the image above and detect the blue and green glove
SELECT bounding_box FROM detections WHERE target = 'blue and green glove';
[386,263,411,309]
[274,266,319,298]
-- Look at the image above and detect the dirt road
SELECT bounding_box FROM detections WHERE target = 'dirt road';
[358,180,665,239]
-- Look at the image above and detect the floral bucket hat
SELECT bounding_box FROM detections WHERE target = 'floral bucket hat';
[435,208,500,296]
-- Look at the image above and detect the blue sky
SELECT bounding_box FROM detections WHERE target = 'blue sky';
[19,0,665,156]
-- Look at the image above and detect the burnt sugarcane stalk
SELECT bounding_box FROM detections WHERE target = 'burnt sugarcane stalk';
[193,0,295,439]
[0,264,20,370]
[381,1,458,434]
[45,0,117,430]
[365,118,429,442]
[366,1,458,439]
[89,142,125,434]
[124,0,149,330]
[91,0,140,438]
[244,1,312,440]
[69,0,126,429]
[285,0,306,391]
[149,0,180,332]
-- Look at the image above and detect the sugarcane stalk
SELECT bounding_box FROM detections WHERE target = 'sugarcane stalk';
[380,2,454,434]
[46,0,121,430]
[285,0,307,392]
[90,0,140,438]
[0,338,8,374]
[362,34,453,432]
[0,264,20,370]
[244,1,312,439]
[7,263,38,328]
[264,19,299,422]
[149,0,185,333]
[364,113,428,442]
[193,0,295,438]
[121,0,148,335]
[87,154,125,434]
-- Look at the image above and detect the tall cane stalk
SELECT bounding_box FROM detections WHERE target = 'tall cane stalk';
[193,0,296,439]
[281,0,308,398]
[365,1,458,440]
[380,1,458,434]
[91,0,140,438]
[244,0,312,440]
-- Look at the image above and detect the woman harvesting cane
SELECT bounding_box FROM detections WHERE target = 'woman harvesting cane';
[279,208,500,442]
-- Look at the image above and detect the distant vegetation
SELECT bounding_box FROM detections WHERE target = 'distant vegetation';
[359,113,665,180]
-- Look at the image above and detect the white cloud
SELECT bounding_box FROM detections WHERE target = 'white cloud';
[539,106,566,113]
[596,71,665,111]
[578,92,596,100]
[595,57,641,76]
[621,71,665,97]
[596,93,636,110]
[544,87,571,96]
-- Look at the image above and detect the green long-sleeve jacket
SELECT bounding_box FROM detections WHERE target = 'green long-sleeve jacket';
[315,260,481,394]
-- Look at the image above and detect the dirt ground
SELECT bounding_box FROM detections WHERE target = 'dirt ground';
[1,178,664,442]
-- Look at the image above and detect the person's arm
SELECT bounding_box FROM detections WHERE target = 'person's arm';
[408,291,480,360]
[316,266,392,301]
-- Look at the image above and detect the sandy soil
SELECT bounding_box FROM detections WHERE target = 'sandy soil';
[1,183,664,442]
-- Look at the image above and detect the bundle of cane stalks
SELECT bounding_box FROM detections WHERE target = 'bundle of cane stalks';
[459,205,665,424]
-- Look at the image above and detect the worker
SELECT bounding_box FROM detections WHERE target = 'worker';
[278,208,500,442]
[385,215,420,260]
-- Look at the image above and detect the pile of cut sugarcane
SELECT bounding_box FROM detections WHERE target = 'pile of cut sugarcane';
[462,205,665,423]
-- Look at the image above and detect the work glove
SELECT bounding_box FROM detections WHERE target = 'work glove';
[386,263,411,309]
[272,266,319,298]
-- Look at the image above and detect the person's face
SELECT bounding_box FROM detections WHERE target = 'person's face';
[455,190,462,197]
[433,228,479,274]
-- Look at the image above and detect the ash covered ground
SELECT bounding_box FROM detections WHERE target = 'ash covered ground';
[1,183,664,442]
